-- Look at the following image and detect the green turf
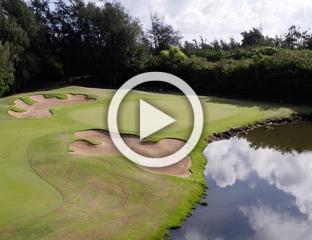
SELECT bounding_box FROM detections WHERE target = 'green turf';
[43,92,68,99]
[0,86,311,240]
[10,106,26,113]
[20,96,37,105]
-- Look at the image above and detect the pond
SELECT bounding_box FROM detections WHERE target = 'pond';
[170,121,312,240]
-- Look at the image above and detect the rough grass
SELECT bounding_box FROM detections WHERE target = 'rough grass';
[0,86,311,240]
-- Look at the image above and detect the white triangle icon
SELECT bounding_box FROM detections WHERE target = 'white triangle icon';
[139,100,176,140]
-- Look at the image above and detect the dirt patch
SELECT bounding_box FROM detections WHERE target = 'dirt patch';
[70,130,191,177]
[8,94,90,118]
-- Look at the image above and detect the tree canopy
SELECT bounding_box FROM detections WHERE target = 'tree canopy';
[0,0,311,103]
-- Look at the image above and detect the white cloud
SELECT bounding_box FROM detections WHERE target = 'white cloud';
[88,0,312,41]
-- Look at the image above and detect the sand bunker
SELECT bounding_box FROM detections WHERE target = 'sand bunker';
[70,130,191,177]
[9,94,90,118]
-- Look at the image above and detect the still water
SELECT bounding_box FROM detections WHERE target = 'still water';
[171,121,312,240]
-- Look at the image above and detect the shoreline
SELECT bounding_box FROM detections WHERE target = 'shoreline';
[208,113,312,143]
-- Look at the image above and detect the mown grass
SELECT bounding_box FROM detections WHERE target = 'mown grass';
[20,96,37,105]
[0,86,311,240]
[43,92,68,99]
[43,92,98,101]
[10,106,26,112]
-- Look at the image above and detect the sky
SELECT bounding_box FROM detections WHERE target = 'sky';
[88,0,312,42]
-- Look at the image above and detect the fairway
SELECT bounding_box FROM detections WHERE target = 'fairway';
[0,86,309,240]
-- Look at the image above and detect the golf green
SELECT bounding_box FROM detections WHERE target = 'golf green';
[0,86,309,239]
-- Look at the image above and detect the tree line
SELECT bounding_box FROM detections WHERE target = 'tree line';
[0,0,311,103]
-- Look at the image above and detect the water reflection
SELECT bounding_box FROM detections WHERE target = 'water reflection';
[170,122,312,240]
[205,137,312,218]
[205,137,312,239]
[244,121,312,153]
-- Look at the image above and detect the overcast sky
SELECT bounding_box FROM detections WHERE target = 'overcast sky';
[90,0,312,42]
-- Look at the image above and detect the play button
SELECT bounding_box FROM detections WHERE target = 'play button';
[139,100,175,140]
[107,72,203,167]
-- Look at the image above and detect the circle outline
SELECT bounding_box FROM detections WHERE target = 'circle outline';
[107,72,203,167]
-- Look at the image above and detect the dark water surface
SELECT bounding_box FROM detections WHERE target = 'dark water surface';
[170,121,312,240]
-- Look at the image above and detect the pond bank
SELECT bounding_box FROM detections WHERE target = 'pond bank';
[208,113,312,143]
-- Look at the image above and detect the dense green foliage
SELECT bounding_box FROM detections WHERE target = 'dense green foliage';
[0,42,14,95]
[0,0,46,90]
[0,0,311,103]
[49,0,147,84]
[0,0,148,93]
[151,47,312,102]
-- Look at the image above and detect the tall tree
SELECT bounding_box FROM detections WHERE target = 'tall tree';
[283,25,302,49]
[0,0,40,90]
[147,14,182,52]
[51,0,146,85]
[29,0,63,81]
[283,25,312,49]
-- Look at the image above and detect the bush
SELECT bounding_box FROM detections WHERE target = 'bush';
[160,46,188,63]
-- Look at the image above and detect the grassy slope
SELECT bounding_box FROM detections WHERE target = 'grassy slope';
[0,86,310,239]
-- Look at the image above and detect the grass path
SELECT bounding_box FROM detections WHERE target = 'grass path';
[0,86,310,239]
